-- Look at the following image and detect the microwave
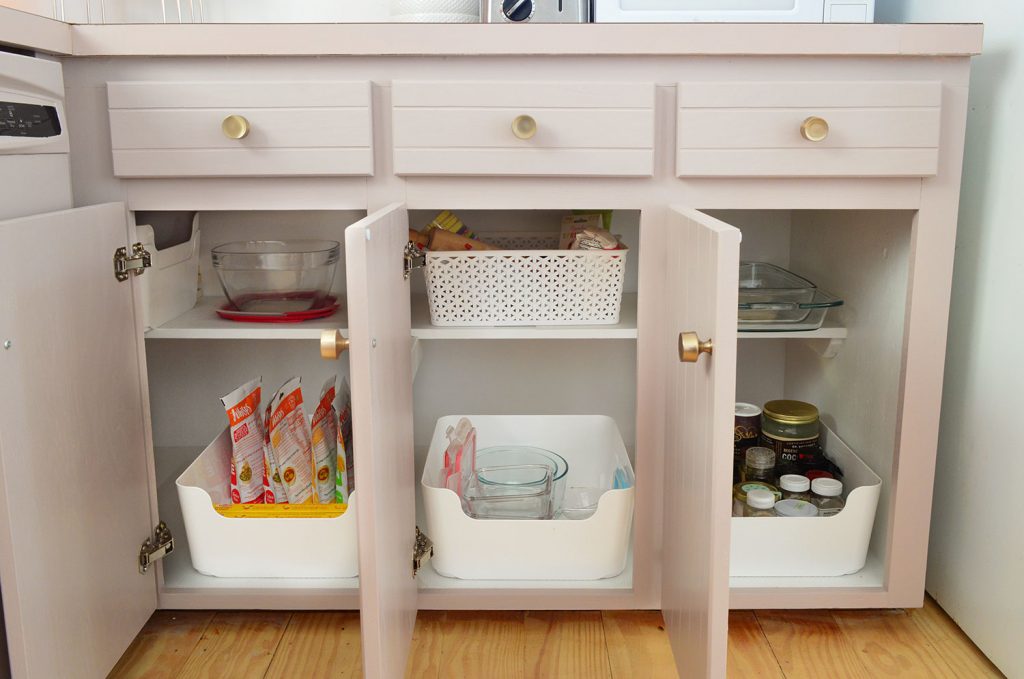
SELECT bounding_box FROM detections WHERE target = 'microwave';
[592,0,874,23]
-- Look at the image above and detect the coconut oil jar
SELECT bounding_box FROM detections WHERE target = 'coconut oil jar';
[759,400,820,469]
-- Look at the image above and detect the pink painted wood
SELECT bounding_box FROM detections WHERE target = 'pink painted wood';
[0,203,156,678]
[657,206,739,678]
[345,203,418,679]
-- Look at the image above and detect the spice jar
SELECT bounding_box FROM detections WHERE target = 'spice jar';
[744,446,775,483]
[760,400,820,470]
[811,477,845,517]
[732,481,780,517]
[778,474,811,501]
[744,489,776,517]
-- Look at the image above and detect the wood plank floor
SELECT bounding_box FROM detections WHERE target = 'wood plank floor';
[109,598,1005,678]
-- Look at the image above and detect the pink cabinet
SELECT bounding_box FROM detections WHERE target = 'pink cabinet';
[0,20,980,679]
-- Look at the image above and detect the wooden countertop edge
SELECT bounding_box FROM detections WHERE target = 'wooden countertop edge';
[60,22,983,58]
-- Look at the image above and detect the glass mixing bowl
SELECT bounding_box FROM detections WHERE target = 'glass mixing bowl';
[211,240,340,313]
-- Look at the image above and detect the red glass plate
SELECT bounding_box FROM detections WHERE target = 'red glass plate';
[216,295,340,323]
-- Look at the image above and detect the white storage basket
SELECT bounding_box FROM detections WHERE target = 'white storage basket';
[424,233,628,326]
[176,428,359,578]
[730,424,881,577]
[137,215,200,330]
[422,415,635,581]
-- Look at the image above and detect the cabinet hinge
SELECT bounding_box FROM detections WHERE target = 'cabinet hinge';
[139,521,174,574]
[403,241,426,280]
[114,242,152,282]
[413,525,433,578]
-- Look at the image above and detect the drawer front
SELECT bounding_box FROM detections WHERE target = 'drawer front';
[107,81,373,178]
[392,81,655,177]
[676,81,942,178]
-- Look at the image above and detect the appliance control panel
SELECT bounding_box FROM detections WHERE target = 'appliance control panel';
[1,102,62,138]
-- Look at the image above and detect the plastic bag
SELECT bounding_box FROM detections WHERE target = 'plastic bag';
[220,378,266,504]
[335,378,355,504]
[268,377,315,505]
[441,417,476,497]
[263,400,287,504]
[310,376,339,505]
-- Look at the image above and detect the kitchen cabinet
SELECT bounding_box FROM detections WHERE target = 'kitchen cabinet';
[0,16,981,679]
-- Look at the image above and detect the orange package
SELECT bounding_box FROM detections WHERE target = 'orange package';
[267,377,315,505]
[310,376,339,505]
[263,400,287,504]
[220,378,266,504]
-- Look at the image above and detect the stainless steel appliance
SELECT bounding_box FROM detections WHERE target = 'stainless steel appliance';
[482,0,590,22]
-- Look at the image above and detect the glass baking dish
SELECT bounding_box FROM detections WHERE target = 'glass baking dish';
[738,262,844,331]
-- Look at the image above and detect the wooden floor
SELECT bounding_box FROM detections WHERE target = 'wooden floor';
[109,597,1004,678]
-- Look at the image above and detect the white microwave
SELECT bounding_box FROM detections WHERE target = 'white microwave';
[592,0,874,23]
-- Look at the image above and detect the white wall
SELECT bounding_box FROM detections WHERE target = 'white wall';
[878,2,1024,677]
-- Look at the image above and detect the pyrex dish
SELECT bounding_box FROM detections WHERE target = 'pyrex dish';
[462,466,554,520]
[211,240,340,313]
[738,261,843,331]
[475,445,569,511]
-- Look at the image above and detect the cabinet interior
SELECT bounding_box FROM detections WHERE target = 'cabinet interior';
[143,209,365,605]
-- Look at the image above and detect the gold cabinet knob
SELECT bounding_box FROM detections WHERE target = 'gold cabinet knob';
[221,114,251,140]
[512,114,537,140]
[320,329,350,360]
[800,116,829,142]
[679,331,713,363]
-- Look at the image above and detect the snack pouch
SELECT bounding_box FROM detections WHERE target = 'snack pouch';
[336,378,355,503]
[268,377,315,505]
[263,401,287,504]
[310,376,339,505]
[220,378,266,504]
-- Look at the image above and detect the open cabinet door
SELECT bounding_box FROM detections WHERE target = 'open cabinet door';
[345,203,417,679]
[657,206,740,678]
[0,203,157,678]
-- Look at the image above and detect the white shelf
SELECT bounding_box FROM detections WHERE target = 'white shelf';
[145,296,347,340]
[738,322,848,340]
[729,553,887,609]
[410,293,638,340]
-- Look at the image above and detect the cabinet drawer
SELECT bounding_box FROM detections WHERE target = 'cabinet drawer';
[676,81,942,178]
[107,81,373,177]
[392,81,655,177]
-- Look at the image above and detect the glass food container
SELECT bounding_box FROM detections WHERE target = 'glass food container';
[475,446,569,512]
[211,240,340,313]
[738,262,843,331]
[462,465,555,520]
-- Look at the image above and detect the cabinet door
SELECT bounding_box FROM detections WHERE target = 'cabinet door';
[345,203,417,679]
[658,207,740,678]
[0,203,156,678]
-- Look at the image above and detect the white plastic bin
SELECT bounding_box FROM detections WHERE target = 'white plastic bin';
[730,424,881,577]
[137,215,200,330]
[422,415,635,580]
[424,233,628,327]
[176,427,359,578]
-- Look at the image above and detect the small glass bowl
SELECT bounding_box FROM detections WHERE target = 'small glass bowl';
[211,240,340,313]
[560,486,604,521]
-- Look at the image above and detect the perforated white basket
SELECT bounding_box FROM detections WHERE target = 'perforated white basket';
[424,233,628,326]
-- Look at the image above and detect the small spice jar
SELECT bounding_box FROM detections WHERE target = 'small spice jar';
[778,474,812,501]
[811,477,845,517]
[760,400,820,469]
[732,481,780,517]
[744,489,776,517]
[744,446,775,483]
[774,499,819,517]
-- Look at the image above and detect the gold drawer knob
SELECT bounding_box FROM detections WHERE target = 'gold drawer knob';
[320,329,350,360]
[800,116,829,142]
[221,114,251,140]
[679,331,713,363]
[512,114,537,140]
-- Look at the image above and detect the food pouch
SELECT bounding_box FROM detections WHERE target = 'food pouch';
[220,378,266,504]
[263,401,287,504]
[310,376,339,505]
[336,378,355,504]
[268,377,315,505]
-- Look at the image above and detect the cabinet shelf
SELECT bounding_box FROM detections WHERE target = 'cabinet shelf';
[145,296,347,340]
[410,293,639,340]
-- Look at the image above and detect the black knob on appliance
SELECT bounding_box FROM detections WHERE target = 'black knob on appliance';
[502,0,534,22]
